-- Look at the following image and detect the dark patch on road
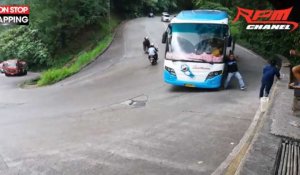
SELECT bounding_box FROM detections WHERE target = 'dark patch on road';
[122,94,148,108]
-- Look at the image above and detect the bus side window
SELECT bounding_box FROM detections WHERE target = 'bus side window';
[168,36,172,52]
[167,24,172,34]
[163,25,172,44]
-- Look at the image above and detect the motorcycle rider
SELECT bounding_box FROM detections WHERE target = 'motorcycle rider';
[148,43,158,61]
[143,36,150,53]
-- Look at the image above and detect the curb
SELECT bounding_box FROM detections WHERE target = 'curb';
[232,54,290,175]
[233,79,280,175]
[226,55,287,175]
[212,106,264,175]
[212,45,278,175]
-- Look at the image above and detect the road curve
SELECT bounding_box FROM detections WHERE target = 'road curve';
[0,17,266,175]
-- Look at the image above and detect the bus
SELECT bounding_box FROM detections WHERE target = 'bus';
[162,10,234,89]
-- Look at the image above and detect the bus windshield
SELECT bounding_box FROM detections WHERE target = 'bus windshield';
[166,23,228,63]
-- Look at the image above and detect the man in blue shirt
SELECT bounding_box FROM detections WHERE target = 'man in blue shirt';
[259,60,280,98]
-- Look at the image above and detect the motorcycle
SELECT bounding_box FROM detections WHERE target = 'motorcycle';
[148,55,158,65]
[146,44,158,65]
[148,47,158,65]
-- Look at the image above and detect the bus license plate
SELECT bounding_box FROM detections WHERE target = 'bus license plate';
[184,84,195,88]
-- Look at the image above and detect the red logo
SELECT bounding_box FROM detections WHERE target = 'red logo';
[0,5,30,25]
[233,7,298,31]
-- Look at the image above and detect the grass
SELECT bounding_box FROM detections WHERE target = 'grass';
[37,35,113,86]
[36,17,119,86]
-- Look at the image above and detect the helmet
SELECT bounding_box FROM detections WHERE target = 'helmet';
[150,43,154,47]
[145,36,149,40]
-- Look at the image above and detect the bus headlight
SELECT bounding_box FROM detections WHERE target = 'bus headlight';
[206,70,222,80]
[165,66,176,76]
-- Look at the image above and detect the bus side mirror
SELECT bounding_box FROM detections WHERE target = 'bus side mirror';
[227,35,232,47]
[162,31,167,44]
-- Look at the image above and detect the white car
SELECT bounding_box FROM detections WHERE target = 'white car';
[161,12,171,22]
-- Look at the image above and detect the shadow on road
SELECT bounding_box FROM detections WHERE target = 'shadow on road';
[168,86,221,93]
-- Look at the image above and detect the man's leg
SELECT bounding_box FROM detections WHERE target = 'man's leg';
[224,72,234,89]
[259,82,266,98]
[143,43,146,52]
[235,72,246,89]
[265,82,273,97]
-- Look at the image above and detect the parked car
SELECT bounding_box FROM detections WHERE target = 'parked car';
[0,62,4,73]
[161,12,171,22]
[2,59,27,76]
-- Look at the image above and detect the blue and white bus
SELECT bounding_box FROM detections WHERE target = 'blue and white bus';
[162,10,233,88]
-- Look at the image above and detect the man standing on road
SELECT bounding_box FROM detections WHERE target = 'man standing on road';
[259,59,280,98]
[224,52,246,90]
[143,36,150,54]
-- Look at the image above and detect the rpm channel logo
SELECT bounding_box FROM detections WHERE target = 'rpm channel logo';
[233,7,299,31]
[0,5,30,25]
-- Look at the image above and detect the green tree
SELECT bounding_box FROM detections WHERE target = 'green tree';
[0,27,49,65]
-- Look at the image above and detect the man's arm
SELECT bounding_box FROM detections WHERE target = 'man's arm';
[290,49,300,57]
[234,55,239,60]
[276,68,280,79]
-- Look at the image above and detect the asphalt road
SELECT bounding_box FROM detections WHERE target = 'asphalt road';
[0,17,266,175]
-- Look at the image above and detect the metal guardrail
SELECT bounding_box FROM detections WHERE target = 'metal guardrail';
[274,139,300,175]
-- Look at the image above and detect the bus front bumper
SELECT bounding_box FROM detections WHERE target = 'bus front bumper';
[163,70,222,89]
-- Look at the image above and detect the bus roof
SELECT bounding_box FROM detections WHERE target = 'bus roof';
[171,10,228,24]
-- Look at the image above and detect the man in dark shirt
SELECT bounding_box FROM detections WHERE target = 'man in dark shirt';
[259,60,280,98]
[224,53,246,90]
[143,36,150,53]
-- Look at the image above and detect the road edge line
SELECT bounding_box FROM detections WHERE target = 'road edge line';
[211,106,263,175]
[212,44,269,175]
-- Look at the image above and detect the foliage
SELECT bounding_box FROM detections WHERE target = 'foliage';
[37,34,113,86]
[193,0,300,65]
[195,1,233,16]
[29,0,109,52]
[112,0,181,17]
[1,0,298,76]
[193,1,239,39]
[0,27,49,65]
[0,0,182,70]
[227,1,300,65]
[0,0,23,5]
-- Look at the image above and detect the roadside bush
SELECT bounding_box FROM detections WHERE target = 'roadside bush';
[0,27,49,66]
[37,34,113,86]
